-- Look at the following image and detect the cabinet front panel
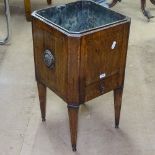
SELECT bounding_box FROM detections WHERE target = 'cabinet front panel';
[84,25,124,86]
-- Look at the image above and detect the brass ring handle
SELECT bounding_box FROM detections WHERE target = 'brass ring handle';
[43,49,55,69]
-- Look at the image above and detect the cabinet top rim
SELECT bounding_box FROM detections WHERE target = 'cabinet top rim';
[32,0,130,36]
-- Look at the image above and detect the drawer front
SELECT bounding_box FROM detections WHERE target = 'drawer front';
[85,74,120,101]
[33,25,68,99]
[84,25,124,86]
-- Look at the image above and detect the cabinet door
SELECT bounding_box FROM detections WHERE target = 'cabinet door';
[83,25,124,86]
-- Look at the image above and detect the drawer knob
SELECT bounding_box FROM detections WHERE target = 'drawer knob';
[43,49,55,69]
[111,41,117,49]
[99,73,106,79]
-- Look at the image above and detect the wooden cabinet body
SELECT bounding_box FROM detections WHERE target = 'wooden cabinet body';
[32,1,130,151]
[32,19,130,103]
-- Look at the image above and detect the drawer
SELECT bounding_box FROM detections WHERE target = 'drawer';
[84,73,120,101]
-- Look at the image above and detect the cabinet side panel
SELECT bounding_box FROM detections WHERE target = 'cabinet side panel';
[32,19,68,101]
[32,20,44,81]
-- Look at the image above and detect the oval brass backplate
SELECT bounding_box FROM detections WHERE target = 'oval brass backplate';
[43,49,55,69]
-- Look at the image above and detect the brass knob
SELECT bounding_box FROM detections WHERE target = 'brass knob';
[43,49,55,69]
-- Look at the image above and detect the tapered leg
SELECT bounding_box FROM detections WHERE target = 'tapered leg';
[47,0,52,5]
[141,0,154,21]
[24,0,32,21]
[24,0,52,21]
[108,0,121,8]
[67,104,79,152]
[37,82,46,122]
[114,87,123,128]
[150,0,155,5]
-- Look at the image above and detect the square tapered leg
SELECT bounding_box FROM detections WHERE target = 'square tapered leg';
[67,104,79,151]
[24,0,31,21]
[47,0,52,5]
[37,82,47,122]
[114,87,123,128]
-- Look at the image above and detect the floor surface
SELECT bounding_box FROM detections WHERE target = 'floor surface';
[0,0,155,155]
